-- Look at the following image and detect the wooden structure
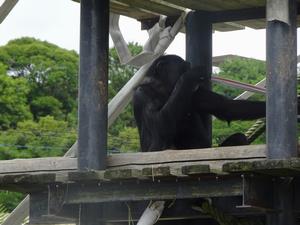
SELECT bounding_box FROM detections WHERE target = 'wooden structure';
[0,0,300,225]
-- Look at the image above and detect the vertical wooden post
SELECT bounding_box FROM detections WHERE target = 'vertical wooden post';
[78,1,108,224]
[266,0,297,159]
[29,192,48,224]
[78,0,109,171]
[186,11,213,146]
[266,1,297,224]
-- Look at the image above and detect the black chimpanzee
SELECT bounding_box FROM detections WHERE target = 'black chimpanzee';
[133,55,267,152]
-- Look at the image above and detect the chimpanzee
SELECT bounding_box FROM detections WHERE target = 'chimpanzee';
[133,55,267,152]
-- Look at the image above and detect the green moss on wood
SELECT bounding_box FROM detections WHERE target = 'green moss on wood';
[223,158,300,176]
[142,166,172,177]
[181,164,210,175]
[104,169,142,180]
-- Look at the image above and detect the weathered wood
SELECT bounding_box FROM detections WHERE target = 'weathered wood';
[68,170,107,182]
[108,145,267,167]
[266,0,298,160]
[223,158,300,176]
[2,196,29,225]
[75,1,300,32]
[181,165,211,176]
[0,173,58,192]
[29,192,48,224]
[142,166,173,178]
[186,10,213,146]
[242,175,274,211]
[0,173,56,184]
[104,168,143,180]
[25,224,74,225]
[0,0,18,24]
[78,0,109,171]
[51,177,243,204]
[0,157,77,175]
[116,0,182,17]
[0,145,267,177]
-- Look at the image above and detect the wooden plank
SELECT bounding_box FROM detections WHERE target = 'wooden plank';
[237,19,266,29]
[0,157,77,175]
[213,22,245,32]
[142,166,173,177]
[57,177,243,204]
[115,0,183,17]
[111,1,155,19]
[2,196,29,225]
[68,170,106,182]
[29,192,48,224]
[164,0,264,11]
[104,168,143,180]
[0,145,267,176]
[181,164,211,176]
[107,145,267,167]
[223,158,300,176]
[0,173,56,184]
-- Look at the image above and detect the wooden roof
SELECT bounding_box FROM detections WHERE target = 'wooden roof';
[73,0,300,32]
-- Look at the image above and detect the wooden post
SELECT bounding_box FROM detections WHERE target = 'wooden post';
[186,11,213,147]
[78,0,109,171]
[266,0,297,159]
[78,0,108,224]
[29,192,48,224]
[266,0,297,224]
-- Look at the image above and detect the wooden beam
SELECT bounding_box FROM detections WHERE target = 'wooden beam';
[0,157,77,175]
[2,196,29,225]
[0,145,267,176]
[107,145,266,167]
[224,158,300,176]
[0,0,18,24]
[115,0,182,17]
[49,177,243,205]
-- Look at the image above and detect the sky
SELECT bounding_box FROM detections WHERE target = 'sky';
[0,0,297,61]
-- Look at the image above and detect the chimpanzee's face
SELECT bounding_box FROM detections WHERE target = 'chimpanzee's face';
[155,55,191,88]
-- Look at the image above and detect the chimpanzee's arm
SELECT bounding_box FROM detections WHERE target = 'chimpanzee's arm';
[134,71,199,127]
[193,88,266,122]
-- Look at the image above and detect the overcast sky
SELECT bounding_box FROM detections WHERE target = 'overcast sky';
[1,0,298,61]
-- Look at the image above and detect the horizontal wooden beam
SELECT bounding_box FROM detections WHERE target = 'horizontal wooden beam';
[223,158,300,176]
[141,6,300,30]
[107,145,266,170]
[0,157,77,175]
[0,145,267,176]
[49,177,243,205]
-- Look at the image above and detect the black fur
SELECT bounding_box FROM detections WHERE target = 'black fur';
[133,55,265,152]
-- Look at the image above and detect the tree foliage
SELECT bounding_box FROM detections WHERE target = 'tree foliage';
[0,64,32,129]
[0,37,78,120]
[0,116,76,159]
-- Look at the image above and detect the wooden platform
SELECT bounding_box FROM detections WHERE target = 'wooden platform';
[1,145,300,224]
[72,0,300,32]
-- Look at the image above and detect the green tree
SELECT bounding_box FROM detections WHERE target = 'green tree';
[0,37,78,120]
[0,191,24,212]
[0,116,76,159]
[0,63,32,129]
